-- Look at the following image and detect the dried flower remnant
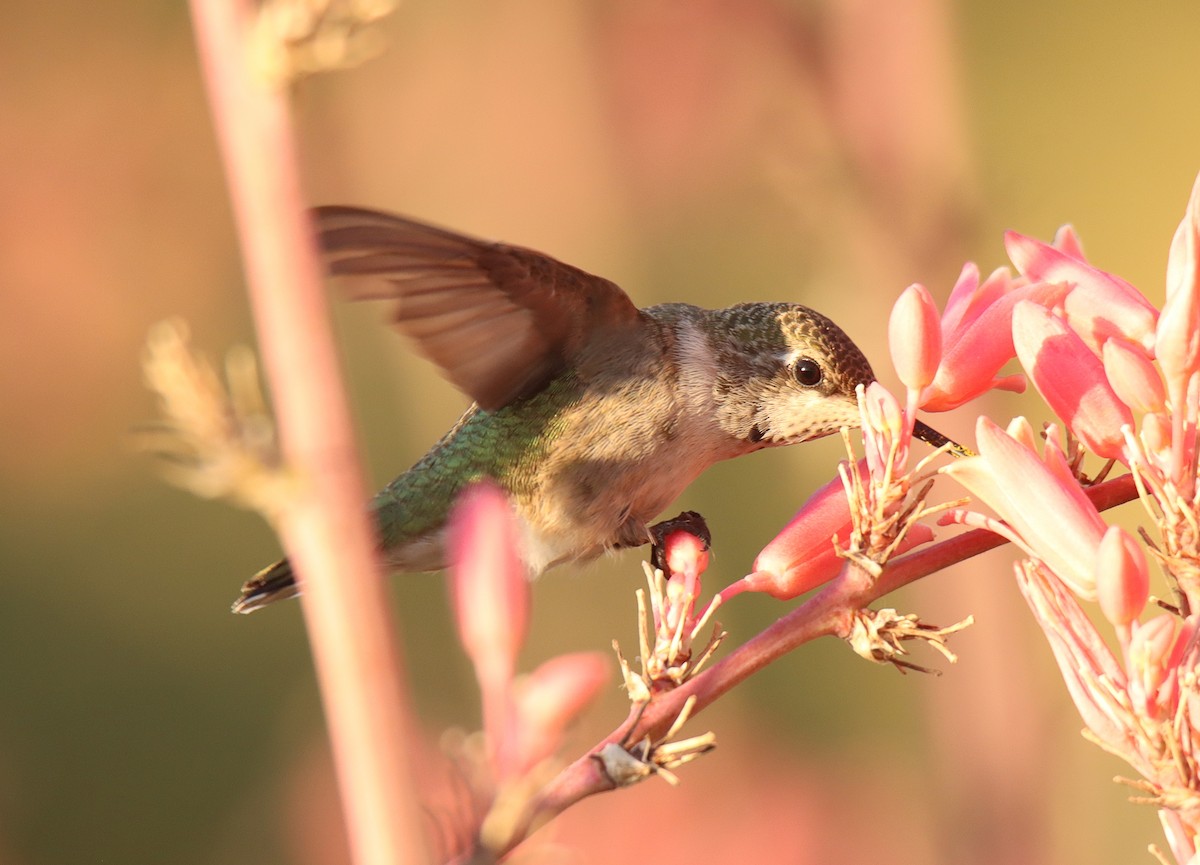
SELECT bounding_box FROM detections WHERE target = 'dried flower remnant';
[139,319,290,518]
[839,383,945,578]
[593,696,717,789]
[846,607,973,674]
[252,0,396,84]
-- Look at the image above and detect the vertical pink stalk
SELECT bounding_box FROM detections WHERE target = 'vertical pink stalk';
[188,3,427,864]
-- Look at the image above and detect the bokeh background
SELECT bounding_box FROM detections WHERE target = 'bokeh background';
[4,1,1200,862]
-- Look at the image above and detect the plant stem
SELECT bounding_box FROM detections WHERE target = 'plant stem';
[187,3,428,862]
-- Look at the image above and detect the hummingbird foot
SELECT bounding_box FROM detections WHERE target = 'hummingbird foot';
[614,517,725,702]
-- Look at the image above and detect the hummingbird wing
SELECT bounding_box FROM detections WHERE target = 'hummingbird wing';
[313,206,644,411]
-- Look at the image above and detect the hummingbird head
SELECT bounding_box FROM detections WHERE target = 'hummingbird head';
[706,302,874,449]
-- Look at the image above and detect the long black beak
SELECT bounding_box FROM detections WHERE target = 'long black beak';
[912,419,974,458]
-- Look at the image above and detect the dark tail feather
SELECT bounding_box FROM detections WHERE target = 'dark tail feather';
[234,558,299,614]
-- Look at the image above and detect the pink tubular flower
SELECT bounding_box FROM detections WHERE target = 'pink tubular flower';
[1095,525,1149,628]
[735,472,854,600]
[1012,300,1134,461]
[735,383,936,603]
[448,480,530,780]
[920,264,1066,412]
[942,417,1108,599]
[1006,229,1159,353]
[1014,560,1130,753]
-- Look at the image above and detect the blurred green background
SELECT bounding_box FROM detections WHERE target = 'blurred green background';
[3,1,1200,863]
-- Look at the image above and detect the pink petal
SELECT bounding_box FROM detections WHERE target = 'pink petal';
[1012,300,1134,461]
[941,264,1016,339]
[1006,230,1158,353]
[889,283,942,393]
[1005,416,1039,451]
[1052,224,1087,260]
[1102,337,1166,415]
[1095,526,1149,627]
[448,480,529,703]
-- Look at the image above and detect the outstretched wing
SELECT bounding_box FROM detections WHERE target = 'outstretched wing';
[313,206,643,411]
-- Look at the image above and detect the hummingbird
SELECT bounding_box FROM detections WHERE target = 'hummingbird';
[235,206,949,613]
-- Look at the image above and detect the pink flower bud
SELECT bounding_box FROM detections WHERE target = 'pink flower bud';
[449,481,529,680]
[1141,412,1171,459]
[1012,300,1134,461]
[889,283,942,395]
[1102,338,1166,414]
[738,459,933,601]
[745,472,854,600]
[1095,526,1149,627]
[1166,171,1200,302]
[1156,254,1200,415]
[1004,416,1039,452]
[660,529,709,633]
[512,652,609,776]
[448,481,529,775]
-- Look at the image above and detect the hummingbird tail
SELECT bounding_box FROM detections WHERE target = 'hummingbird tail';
[233,558,298,614]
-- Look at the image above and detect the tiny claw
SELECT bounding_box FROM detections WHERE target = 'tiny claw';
[912,419,974,458]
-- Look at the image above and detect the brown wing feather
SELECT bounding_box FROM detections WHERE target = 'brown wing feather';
[313,206,643,410]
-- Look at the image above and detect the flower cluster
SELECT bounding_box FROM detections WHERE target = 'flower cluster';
[722,170,1200,860]
[933,173,1200,864]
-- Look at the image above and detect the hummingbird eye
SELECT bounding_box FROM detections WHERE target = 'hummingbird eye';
[792,357,823,387]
